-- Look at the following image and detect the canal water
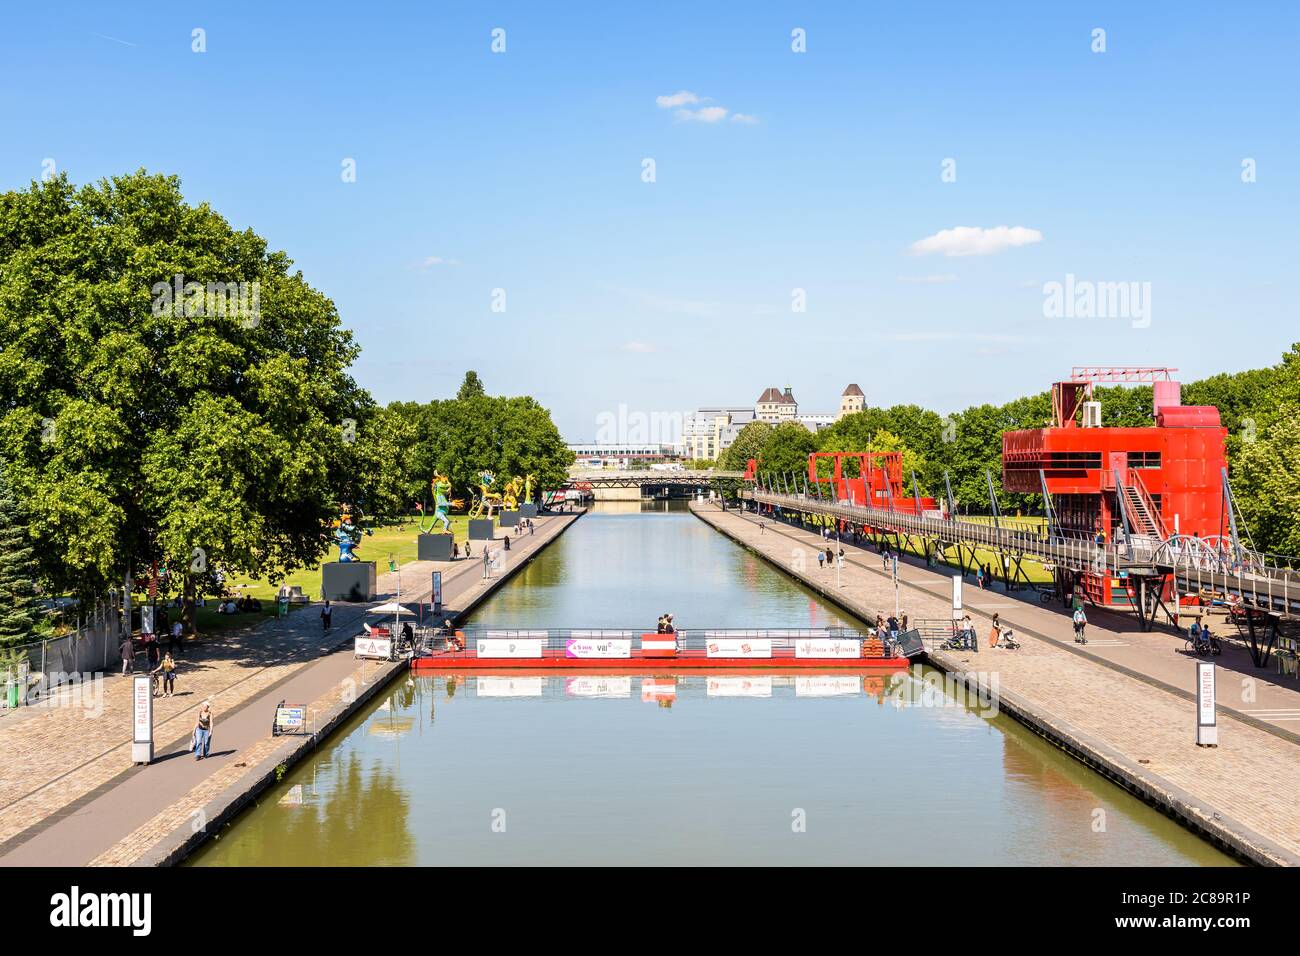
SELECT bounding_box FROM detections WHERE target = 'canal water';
[190,502,1234,866]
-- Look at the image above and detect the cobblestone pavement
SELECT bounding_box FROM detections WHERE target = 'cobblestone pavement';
[0,511,578,864]
[694,503,1300,863]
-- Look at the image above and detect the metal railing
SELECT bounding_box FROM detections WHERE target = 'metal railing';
[744,487,1300,620]
[2,600,118,708]
[417,626,908,660]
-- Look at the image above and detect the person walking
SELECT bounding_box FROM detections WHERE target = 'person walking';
[759,521,765,535]
[193,701,214,760]
[989,613,1002,648]
[119,633,135,675]
[464,540,472,559]
[1072,605,1088,644]
[503,535,511,551]
[321,600,333,633]
[168,619,183,655]
[154,652,177,697]
[817,550,825,571]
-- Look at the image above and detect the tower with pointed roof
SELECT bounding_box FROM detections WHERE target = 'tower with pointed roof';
[837,383,864,420]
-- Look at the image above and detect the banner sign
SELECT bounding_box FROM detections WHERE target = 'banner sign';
[565,638,631,659]
[354,636,392,660]
[141,606,155,635]
[476,638,544,658]
[431,571,443,612]
[1196,661,1217,746]
[275,705,306,734]
[794,638,861,659]
[132,676,153,744]
[705,638,771,658]
[951,576,963,621]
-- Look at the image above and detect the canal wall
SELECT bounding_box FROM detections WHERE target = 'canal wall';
[100,509,587,867]
[690,501,1300,866]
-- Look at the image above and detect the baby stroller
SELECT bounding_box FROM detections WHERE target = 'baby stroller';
[999,627,1021,650]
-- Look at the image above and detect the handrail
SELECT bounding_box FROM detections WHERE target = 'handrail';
[1128,470,1168,539]
[742,487,1300,619]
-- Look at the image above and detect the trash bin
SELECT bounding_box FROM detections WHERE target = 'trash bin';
[6,680,17,709]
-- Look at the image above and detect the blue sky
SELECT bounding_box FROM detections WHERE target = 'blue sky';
[3,1,1296,439]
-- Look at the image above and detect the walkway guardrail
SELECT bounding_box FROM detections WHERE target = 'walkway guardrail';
[416,626,912,660]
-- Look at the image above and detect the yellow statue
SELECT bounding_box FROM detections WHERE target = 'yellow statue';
[468,470,505,519]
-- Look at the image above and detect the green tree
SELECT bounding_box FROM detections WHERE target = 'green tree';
[0,171,372,616]
[719,421,773,472]
[0,463,41,646]
[758,422,819,479]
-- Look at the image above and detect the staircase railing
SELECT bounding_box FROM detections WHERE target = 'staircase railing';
[1129,470,1167,539]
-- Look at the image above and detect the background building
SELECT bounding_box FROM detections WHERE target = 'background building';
[837,383,865,420]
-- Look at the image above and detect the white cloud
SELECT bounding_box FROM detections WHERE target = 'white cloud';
[656,90,700,109]
[621,341,657,353]
[897,274,959,284]
[676,106,729,123]
[420,256,459,269]
[908,225,1044,257]
[731,113,759,124]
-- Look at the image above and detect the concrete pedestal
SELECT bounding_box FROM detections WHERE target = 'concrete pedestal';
[417,533,454,561]
[499,510,520,527]
[468,519,496,541]
[322,561,377,601]
[519,503,538,519]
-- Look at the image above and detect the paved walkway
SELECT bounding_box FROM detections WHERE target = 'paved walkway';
[693,502,1300,864]
[0,511,580,866]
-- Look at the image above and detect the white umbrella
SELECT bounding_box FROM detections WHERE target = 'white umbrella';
[368,602,414,616]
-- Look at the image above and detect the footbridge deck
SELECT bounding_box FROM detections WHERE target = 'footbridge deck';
[741,489,1300,625]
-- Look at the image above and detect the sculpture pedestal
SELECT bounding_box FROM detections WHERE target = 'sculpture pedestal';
[417,533,454,561]
[468,519,496,541]
[499,510,520,527]
[519,503,538,519]
[322,561,377,602]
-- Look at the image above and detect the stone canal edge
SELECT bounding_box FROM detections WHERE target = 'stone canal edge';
[113,510,586,867]
[690,501,1300,867]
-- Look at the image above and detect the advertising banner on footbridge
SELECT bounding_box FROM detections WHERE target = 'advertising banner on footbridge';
[794,638,861,659]
[565,638,632,658]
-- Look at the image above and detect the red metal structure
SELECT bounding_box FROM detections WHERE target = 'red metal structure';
[807,451,938,514]
[1002,367,1229,606]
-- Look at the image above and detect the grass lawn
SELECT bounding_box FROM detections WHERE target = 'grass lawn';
[223,518,474,603]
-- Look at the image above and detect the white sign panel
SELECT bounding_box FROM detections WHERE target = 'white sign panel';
[476,676,545,698]
[141,605,155,635]
[951,576,963,621]
[1196,661,1217,746]
[431,571,443,611]
[354,636,392,659]
[476,638,544,658]
[132,675,153,764]
[796,675,862,697]
[565,638,632,659]
[705,638,772,658]
[565,676,632,698]
[794,638,861,659]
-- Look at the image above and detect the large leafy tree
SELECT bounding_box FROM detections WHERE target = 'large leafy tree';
[757,421,819,479]
[0,171,375,611]
[391,372,573,507]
